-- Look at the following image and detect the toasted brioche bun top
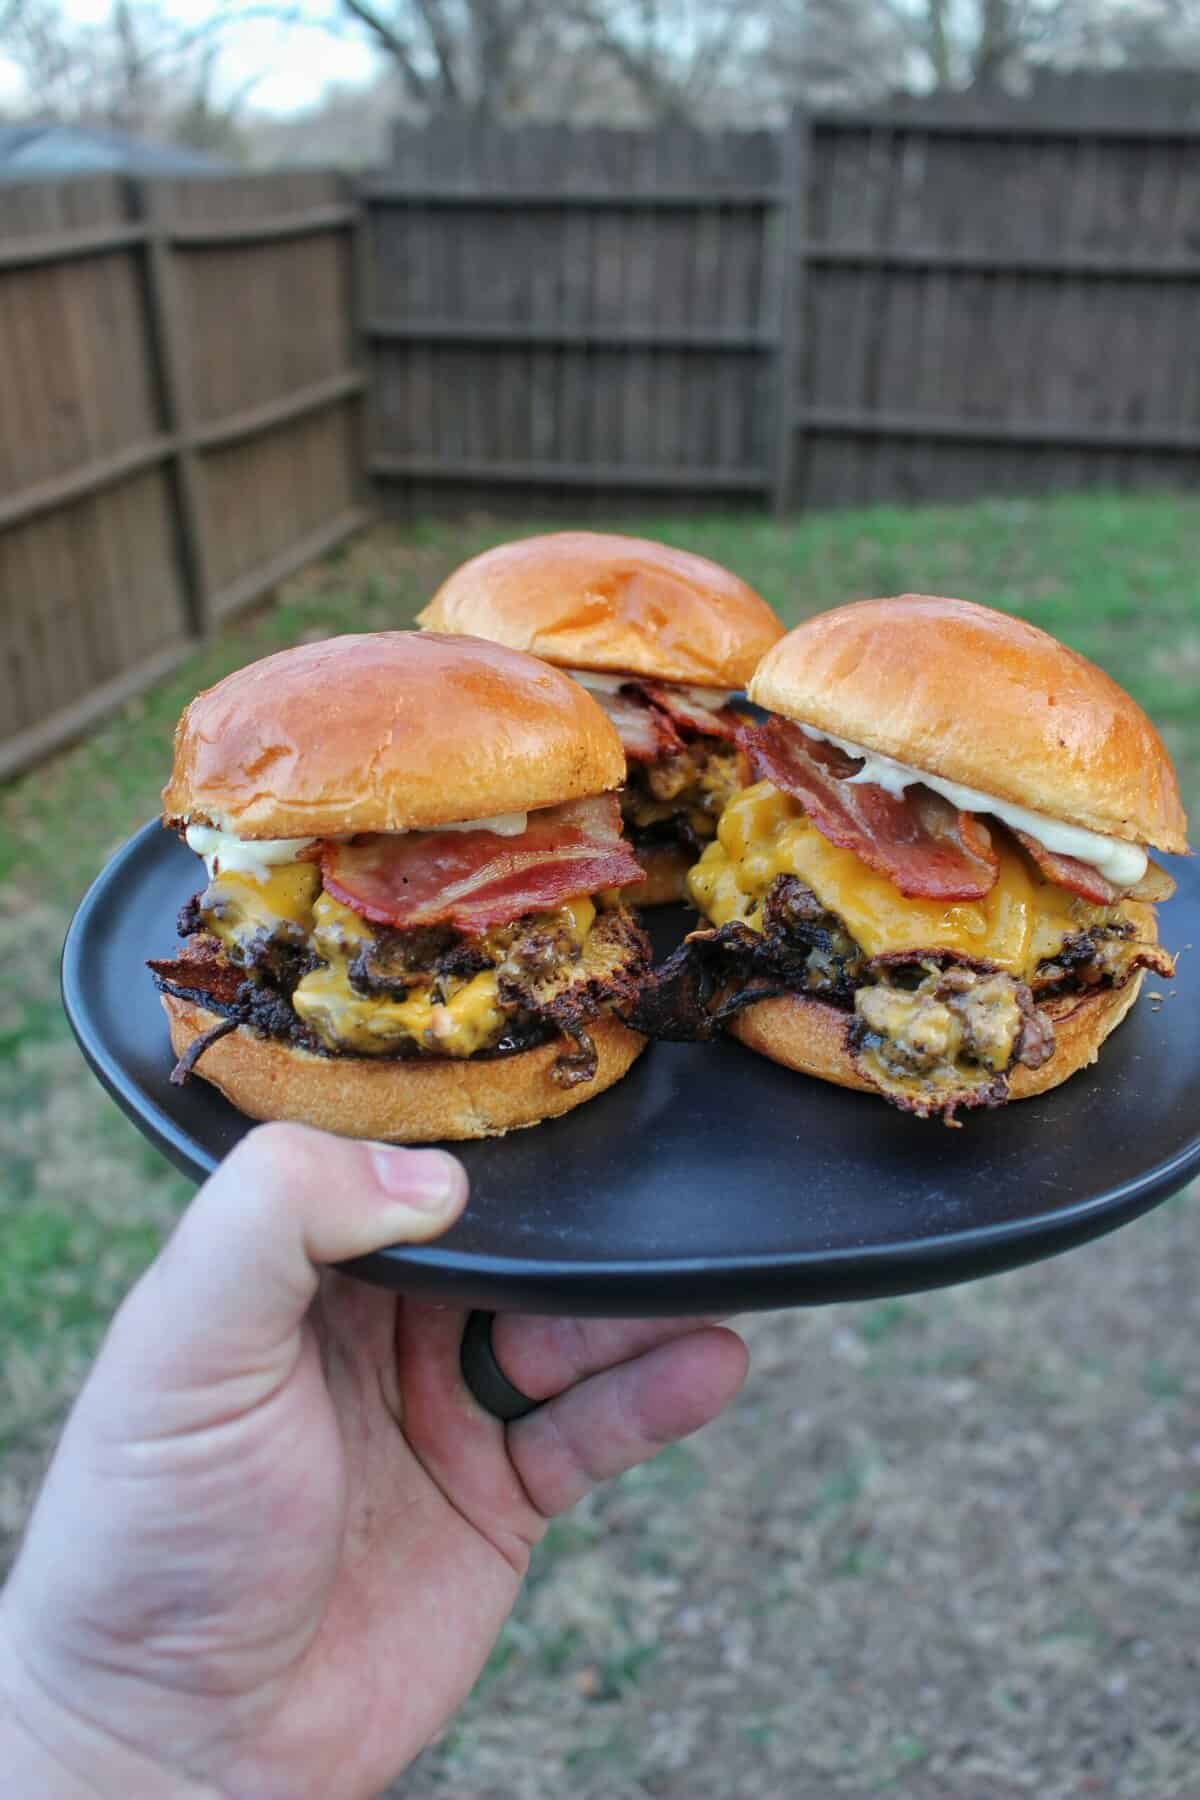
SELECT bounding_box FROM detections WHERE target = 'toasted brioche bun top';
[748,595,1188,853]
[417,531,784,689]
[162,631,627,839]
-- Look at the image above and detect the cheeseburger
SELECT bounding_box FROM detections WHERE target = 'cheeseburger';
[632,595,1186,1123]
[417,532,784,903]
[149,632,651,1141]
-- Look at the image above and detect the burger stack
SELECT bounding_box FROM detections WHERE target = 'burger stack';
[150,536,1187,1136]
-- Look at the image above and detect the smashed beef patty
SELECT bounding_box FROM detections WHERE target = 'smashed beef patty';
[154,869,649,1087]
[850,963,1054,1120]
[631,868,1170,1121]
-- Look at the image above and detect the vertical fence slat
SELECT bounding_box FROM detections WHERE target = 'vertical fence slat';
[130,175,214,637]
[772,109,809,516]
[345,169,374,515]
[1,171,365,778]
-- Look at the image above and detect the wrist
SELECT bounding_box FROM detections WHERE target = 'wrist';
[0,1603,221,1800]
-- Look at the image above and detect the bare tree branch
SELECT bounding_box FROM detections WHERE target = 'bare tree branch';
[11,0,1197,147]
[926,0,952,87]
[410,0,462,103]
[338,0,432,105]
[974,0,1016,86]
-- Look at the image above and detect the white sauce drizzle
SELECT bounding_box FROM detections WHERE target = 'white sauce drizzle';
[799,727,1147,888]
[566,667,735,709]
[184,827,315,881]
[185,813,529,880]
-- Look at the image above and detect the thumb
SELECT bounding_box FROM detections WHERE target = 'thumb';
[104,1122,468,1397]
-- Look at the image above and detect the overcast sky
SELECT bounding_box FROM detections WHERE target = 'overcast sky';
[0,0,384,115]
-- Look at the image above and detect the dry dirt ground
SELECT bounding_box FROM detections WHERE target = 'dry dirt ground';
[390,1191,1200,1800]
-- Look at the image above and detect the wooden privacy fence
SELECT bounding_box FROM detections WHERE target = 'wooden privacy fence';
[796,111,1200,507]
[4,115,1200,774]
[363,123,785,510]
[367,113,1200,514]
[0,170,367,778]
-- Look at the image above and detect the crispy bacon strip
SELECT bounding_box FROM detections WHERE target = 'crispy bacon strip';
[147,940,244,1006]
[633,682,740,742]
[1013,830,1175,906]
[746,718,1000,901]
[592,688,683,764]
[1012,832,1121,904]
[588,678,738,764]
[322,795,644,932]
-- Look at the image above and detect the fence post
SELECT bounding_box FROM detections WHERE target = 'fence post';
[771,108,809,518]
[128,174,214,637]
[345,171,374,516]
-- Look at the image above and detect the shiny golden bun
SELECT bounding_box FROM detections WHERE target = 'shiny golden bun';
[729,975,1142,1106]
[417,532,784,689]
[162,995,645,1142]
[621,843,694,908]
[749,595,1188,854]
[162,631,626,840]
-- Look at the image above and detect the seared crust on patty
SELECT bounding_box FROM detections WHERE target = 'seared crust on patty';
[629,873,1168,1119]
[153,902,649,1069]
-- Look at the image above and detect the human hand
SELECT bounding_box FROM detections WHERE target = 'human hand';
[0,1124,747,1799]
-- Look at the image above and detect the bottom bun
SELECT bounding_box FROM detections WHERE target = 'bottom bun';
[163,995,646,1142]
[728,975,1143,1105]
[622,843,694,908]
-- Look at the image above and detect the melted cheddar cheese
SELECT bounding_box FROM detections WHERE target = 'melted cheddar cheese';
[196,865,603,1058]
[310,890,374,959]
[203,863,321,958]
[290,891,597,1058]
[688,781,1123,980]
[293,962,508,1058]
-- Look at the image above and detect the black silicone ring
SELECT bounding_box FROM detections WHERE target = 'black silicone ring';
[460,1311,542,1422]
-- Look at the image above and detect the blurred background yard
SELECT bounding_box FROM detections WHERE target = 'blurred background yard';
[3,494,1199,1797]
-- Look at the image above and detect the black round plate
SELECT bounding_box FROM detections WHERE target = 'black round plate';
[62,821,1200,1316]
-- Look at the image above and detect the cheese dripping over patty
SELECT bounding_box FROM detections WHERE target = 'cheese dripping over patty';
[192,857,601,1060]
[689,781,1123,982]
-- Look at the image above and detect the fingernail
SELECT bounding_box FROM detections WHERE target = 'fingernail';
[369,1145,465,1213]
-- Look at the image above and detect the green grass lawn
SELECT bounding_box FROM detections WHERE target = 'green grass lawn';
[2,492,1198,1795]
